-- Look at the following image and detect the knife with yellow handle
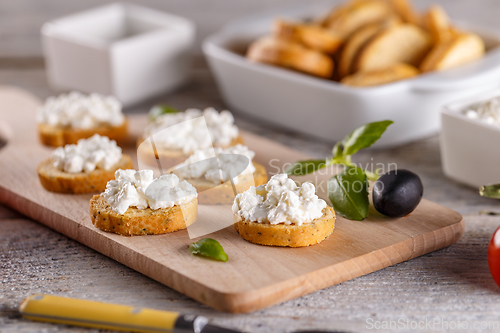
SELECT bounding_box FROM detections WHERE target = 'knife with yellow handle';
[19,294,239,333]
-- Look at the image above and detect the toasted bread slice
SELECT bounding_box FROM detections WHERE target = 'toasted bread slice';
[355,23,432,71]
[274,19,343,54]
[37,155,133,194]
[177,162,268,205]
[325,0,394,38]
[341,63,418,86]
[339,24,382,78]
[338,17,400,78]
[90,195,197,236]
[137,134,245,170]
[38,119,128,147]
[423,5,452,44]
[234,206,335,247]
[420,33,485,72]
[247,36,335,78]
[386,0,421,25]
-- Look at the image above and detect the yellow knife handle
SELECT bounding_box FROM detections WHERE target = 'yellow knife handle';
[19,294,180,333]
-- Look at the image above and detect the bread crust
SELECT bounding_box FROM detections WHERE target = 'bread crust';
[90,195,198,236]
[137,134,245,170]
[325,0,393,38]
[355,24,432,71]
[234,206,335,247]
[247,36,335,78]
[38,118,128,147]
[274,19,343,55]
[420,33,484,72]
[338,18,400,78]
[341,63,418,87]
[423,5,451,44]
[387,0,421,26]
[37,155,134,194]
[181,162,268,205]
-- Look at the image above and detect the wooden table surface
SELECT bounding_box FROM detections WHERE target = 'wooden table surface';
[2,1,500,332]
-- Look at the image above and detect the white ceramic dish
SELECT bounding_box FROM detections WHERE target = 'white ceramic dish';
[203,2,500,147]
[441,89,500,188]
[42,3,195,107]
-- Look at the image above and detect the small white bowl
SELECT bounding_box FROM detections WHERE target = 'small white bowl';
[441,89,500,188]
[203,2,500,147]
[42,3,195,107]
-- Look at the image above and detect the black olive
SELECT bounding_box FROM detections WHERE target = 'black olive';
[373,169,423,218]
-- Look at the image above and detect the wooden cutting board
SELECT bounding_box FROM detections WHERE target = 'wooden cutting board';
[0,86,463,313]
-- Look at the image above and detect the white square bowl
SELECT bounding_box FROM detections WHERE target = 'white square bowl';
[441,89,500,188]
[203,2,500,147]
[42,3,195,107]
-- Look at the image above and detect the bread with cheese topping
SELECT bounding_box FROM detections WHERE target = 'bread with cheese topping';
[38,119,128,147]
[37,155,133,194]
[137,134,245,170]
[90,195,198,236]
[234,207,335,247]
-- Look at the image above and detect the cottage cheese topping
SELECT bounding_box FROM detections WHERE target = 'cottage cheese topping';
[102,169,197,215]
[51,134,122,173]
[143,107,239,153]
[232,174,327,226]
[465,97,500,126]
[37,91,124,129]
[174,144,256,185]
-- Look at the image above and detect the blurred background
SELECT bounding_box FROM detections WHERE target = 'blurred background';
[0,0,495,58]
[0,0,497,98]
[0,0,497,118]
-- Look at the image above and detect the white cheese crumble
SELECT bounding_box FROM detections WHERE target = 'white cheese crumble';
[464,97,500,126]
[232,174,327,226]
[143,107,239,153]
[102,169,197,215]
[174,144,256,185]
[37,91,124,129]
[51,134,122,173]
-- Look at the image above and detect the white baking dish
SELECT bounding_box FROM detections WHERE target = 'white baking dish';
[42,3,195,107]
[441,89,500,188]
[203,2,500,147]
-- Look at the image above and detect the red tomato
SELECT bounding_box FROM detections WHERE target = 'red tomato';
[488,226,500,288]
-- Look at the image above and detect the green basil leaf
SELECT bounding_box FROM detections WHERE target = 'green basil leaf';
[342,120,393,156]
[285,159,328,176]
[480,184,500,199]
[189,238,228,262]
[328,166,369,221]
[149,104,180,121]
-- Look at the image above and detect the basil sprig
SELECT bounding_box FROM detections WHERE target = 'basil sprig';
[480,184,500,199]
[286,120,393,180]
[149,104,180,121]
[286,120,393,221]
[189,238,228,262]
[285,159,328,176]
[328,166,369,221]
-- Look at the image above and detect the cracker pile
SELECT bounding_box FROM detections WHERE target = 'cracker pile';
[247,0,485,87]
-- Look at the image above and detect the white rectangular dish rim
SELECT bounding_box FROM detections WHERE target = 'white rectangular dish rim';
[41,2,195,107]
[203,3,500,95]
[441,89,500,132]
[202,1,500,147]
[440,89,500,188]
[42,3,194,51]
